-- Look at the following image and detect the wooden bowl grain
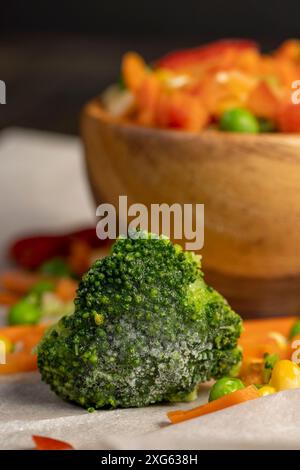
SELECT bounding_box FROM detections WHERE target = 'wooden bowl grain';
[81,98,300,318]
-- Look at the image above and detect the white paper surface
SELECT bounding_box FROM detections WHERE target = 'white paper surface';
[1,372,300,450]
[0,127,95,269]
[0,129,300,450]
[0,372,210,450]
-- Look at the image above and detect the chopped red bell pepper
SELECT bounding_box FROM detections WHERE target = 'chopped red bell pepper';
[10,235,67,270]
[67,227,101,248]
[32,435,74,450]
[10,227,108,270]
[156,39,258,71]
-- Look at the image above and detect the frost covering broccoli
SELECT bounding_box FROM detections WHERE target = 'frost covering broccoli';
[37,233,242,409]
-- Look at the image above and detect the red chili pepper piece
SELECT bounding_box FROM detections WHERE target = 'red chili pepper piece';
[32,435,74,450]
[156,39,258,71]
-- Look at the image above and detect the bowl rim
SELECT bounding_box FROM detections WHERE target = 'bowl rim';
[83,97,300,145]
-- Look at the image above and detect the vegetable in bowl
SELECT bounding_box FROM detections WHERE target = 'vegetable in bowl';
[37,232,242,409]
[103,39,300,133]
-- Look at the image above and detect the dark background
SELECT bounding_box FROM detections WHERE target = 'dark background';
[1,0,300,134]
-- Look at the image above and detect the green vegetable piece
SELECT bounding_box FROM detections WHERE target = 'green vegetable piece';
[40,257,72,278]
[30,280,55,297]
[289,320,300,340]
[37,232,242,410]
[8,298,41,325]
[208,377,245,402]
[220,108,259,133]
[263,353,279,383]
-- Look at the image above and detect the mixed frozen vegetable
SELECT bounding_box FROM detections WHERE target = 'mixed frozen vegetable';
[105,39,300,133]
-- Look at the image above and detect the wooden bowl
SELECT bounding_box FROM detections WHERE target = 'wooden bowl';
[81,98,300,318]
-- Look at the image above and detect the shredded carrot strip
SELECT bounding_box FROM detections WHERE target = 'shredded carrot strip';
[167,385,260,424]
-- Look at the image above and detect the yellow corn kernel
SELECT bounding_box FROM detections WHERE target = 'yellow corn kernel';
[0,335,13,354]
[93,312,104,326]
[269,359,300,391]
[258,385,276,397]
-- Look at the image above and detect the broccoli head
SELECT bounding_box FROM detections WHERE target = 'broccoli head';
[37,233,242,409]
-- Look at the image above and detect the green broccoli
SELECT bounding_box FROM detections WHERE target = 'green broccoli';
[37,233,242,409]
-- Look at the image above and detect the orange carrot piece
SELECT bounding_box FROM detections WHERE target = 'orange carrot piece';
[167,385,260,424]
[0,271,49,295]
[287,333,300,363]
[0,291,20,306]
[122,52,148,92]
[242,317,296,338]
[135,75,161,126]
[239,317,296,362]
[247,81,279,120]
[0,324,48,344]
[0,324,48,374]
[240,336,287,360]
[275,39,300,62]
[55,278,78,302]
[156,90,208,131]
[32,435,74,450]
[0,352,38,374]
[67,239,91,277]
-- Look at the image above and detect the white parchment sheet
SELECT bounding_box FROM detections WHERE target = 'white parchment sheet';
[0,372,300,450]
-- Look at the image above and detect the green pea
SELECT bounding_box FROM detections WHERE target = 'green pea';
[208,377,245,402]
[220,108,259,133]
[40,257,72,278]
[289,320,300,340]
[30,280,55,297]
[8,298,41,325]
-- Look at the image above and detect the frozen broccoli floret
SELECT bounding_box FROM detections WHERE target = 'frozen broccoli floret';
[37,233,242,409]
